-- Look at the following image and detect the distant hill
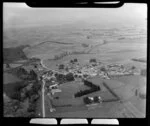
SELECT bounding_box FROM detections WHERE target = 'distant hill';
[132,58,146,63]
[3,45,29,64]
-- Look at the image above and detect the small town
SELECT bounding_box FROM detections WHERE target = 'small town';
[38,58,141,113]
[40,58,140,87]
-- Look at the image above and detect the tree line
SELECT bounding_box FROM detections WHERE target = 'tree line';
[74,80,101,97]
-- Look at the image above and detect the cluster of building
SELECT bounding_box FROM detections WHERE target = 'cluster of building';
[41,71,59,93]
[38,58,141,113]
[39,58,141,95]
[83,96,103,105]
[55,60,109,80]
[57,59,140,80]
[40,58,140,89]
[106,64,140,76]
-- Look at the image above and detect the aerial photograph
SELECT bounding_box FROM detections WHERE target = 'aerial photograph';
[3,3,147,118]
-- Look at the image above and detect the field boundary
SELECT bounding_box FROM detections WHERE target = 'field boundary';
[102,81,120,102]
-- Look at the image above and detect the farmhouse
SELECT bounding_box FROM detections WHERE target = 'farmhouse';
[83,96,102,105]
[51,88,62,95]
[49,83,58,90]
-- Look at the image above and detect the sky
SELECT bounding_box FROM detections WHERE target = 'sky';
[3,2,147,28]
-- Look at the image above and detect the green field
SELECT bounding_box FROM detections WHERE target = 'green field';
[3,73,21,85]
[44,75,146,118]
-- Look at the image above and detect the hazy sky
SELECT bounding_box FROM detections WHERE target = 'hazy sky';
[3,3,147,28]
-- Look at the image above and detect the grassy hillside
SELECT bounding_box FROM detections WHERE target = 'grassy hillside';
[3,73,21,84]
[3,45,29,63]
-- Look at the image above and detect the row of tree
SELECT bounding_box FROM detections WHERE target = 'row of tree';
[89,58,97,63]
[103,82,120,100]
[84,80,100,89]
[54,50,88,61]
[58,58,78,70]
[74,80,100,97]
[54,51,69,60]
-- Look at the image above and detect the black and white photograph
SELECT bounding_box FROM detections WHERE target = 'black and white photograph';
[3,2,147,118]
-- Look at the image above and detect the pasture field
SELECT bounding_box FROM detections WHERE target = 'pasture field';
[44,75,146,118]
[3,72,21,85]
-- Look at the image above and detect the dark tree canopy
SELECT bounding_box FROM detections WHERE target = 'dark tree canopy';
[65,73,74,81]
[11,91,21,101]
[83,97,92,104]
[74,58,78,62]
[131,66,136,69]
[100,67,106,72]
[89,58,97,63]
[3,45,28,63]
[29,70,37,80]
[58,64,65,69]
[18,67,28,75]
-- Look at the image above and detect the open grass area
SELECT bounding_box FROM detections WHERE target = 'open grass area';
[3,72,22,85]
[3,45,29,64]
[51,81,90,106]
[48,78,120,111]
[46,100,122,118]
[45,75,146,118]
[89,77,125,89]
[111,75,146,87]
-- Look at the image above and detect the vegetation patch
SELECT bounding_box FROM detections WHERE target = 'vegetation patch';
[4,65,41,117]
[7,67,37,80]
[3,73,22,84]
[74,80,100,97]
[4,81,28,99]
[132,58,146,63]
[140,69,146,76]
[102,82,120,101]
[3,45,29,64]
[54,72,74,84]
